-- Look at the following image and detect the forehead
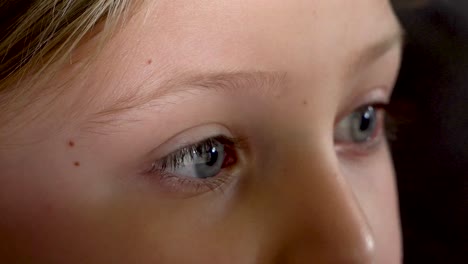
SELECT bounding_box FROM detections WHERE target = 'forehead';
[54,0,400,124]
[137,0,396,57]
[93,0,398,76]
[85,0,396,82]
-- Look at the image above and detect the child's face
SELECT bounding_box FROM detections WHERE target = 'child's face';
[0,0,402,263]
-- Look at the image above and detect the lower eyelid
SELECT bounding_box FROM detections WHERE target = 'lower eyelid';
[152,170,236,197]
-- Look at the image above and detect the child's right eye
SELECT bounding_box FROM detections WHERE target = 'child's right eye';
[146,135,241,195]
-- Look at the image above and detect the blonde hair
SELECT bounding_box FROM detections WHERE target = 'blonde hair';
[0,0,135,117]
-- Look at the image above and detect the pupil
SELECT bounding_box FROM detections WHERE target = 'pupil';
[205,147,219,166]
[360,110,372,131]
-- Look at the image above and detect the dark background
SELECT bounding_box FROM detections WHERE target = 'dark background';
[391,0,467,263]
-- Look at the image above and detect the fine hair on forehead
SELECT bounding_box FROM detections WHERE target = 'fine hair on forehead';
[0,0,419,93]
[0,0,139,118]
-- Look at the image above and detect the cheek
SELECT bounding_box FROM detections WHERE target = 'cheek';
[370,153,401,263]
[0,142,145,262]
[0,154,252,264]
[342,144,401,263]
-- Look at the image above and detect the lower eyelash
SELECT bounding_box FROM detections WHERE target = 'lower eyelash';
[151,170,235,196]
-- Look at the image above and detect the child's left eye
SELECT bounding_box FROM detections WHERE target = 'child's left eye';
[334,104,387,146]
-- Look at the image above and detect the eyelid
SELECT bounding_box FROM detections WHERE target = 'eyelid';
[335,86,391,125]
[148,170,237,197]
[150,135,245,173]
[143,123,235,162]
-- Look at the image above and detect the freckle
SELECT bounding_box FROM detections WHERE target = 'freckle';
[74,162,80,167]
[302,100,308,106]
[68,140,75,147]
[147,59,152,65]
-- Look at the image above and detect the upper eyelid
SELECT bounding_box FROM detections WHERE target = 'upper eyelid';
[163,136,244,158]
[334,87,391,125]
[149,135,245,168]
[140,123,233,159]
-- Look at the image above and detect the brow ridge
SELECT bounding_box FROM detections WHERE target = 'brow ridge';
[85,71,287,130]
[347,29,404,77]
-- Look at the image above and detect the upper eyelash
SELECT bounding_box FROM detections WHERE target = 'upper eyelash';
[159,138,220,171]
[148,136,245,174]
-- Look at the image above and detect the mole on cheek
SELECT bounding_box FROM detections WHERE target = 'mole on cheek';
[147,59,153,65]
[302,100,308,106]
[68,140,75,147]
[74,162,80,167]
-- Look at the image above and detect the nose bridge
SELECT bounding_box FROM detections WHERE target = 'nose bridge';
[271,143,376,263]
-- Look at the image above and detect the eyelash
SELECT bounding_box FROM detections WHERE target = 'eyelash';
[145,136,245,195]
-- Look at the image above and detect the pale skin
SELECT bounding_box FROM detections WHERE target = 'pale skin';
[0,0,403,263]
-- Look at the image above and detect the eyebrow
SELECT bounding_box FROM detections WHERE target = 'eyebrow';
[86,29,404,130]
[86,71,287,130]
[346,28,405,77]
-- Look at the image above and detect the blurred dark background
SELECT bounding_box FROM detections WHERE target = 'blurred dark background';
[390,0,467,263]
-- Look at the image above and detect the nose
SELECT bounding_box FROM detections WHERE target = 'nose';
[270,145,376,264]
